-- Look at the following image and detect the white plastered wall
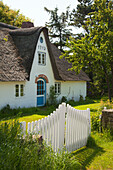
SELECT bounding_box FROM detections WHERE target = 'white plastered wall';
[55,81,86,102]
[0,81,34,109]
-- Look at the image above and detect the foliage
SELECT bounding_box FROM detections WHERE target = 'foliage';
[0,104,11,114]
[91,111,101,131]
[79,95,84,101]
[67,97,95,106]
[47,85,57,106]
[70,0,94,34]
[44,7,73,51]
[61,96,67,103]
[62,0,113,100]
[0,121,81,170]
[0,1,31,27]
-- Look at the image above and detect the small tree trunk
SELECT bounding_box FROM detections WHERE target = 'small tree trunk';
[59,28,62,50]
[103,66,111,101]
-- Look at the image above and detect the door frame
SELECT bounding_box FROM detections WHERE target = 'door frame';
[37,78,46,107]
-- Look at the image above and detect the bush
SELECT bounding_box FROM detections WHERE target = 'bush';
[91,112,101,131]
[61,96,67,103]
[0,104,11,114]
[47,85,57,106]
[0,121,81,170]
[79,95,84,102]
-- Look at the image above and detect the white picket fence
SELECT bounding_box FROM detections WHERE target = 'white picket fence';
[20,103,91,152]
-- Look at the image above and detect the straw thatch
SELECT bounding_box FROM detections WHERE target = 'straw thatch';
[0,22,90,82]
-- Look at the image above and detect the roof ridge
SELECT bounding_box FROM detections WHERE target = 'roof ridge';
[9,26,47,36]
[0,22,18,29]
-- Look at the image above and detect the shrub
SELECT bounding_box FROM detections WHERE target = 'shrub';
[61,96,67,103]
[91,112,101,131]
[79,95,84,102]
[47,85,57,106]
[0,104,11,114]
[0,121,81,170]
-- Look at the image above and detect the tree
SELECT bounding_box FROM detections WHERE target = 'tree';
[70,0,94,34]
[0,1,31,27]
[44,7,73,51]
[62,0,113,99]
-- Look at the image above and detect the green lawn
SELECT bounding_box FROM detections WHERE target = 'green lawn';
[0,105,55,123]
[71,132,113,169]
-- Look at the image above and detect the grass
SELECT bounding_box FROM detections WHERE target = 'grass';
[75,102,101,112]
[71,100,113,169]
[0,105,56,123]
[71,132,113,169]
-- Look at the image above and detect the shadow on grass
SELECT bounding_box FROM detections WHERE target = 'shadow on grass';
[71,136,105,169]
[90,108,98,112]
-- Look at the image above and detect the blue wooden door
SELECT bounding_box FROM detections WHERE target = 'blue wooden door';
[37,79,46,106]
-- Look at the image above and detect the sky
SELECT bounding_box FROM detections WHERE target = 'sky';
[3,0,78,27]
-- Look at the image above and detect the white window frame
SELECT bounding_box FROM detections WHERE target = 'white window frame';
[15,84,24,97]
[55,82,61,94]
[38,52,46,65]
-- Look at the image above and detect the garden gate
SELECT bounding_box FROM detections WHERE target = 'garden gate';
[21,103,91,152]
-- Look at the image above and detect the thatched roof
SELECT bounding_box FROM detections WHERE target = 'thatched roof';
[51,44,90,81]
[0,22,90,82]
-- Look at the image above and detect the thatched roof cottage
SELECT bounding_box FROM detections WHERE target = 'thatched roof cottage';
[0,22,90,108]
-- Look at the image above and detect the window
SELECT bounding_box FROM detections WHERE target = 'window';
[15,84,24,97]
[37,80,44,95]
[55,82,61,94]
[20,85,24,96]
[38,52,46,65]
[40,37,43,43]
[15,85,19,97]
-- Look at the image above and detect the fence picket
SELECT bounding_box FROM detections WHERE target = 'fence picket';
[35,120,38,134]
[27,122,31,135]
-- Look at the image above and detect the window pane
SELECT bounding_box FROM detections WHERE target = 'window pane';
[15,85,19,97]
[37,80,44,95]
[38,53,41,64]
[42,54,45,64]
[20,85,24,96]
[55,83,57,94]
[58,84,61,93]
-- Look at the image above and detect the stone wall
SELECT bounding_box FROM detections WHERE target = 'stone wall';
[102,109,113,129]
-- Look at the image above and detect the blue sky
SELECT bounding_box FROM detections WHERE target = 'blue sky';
[3,0,78,27]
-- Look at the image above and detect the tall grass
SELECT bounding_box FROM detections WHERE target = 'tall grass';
[0,121,81,170]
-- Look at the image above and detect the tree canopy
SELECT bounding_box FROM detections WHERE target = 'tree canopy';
[70,0,94,34]
[0,1,31,27]
[44,7,73,51]
[62,0,113,99]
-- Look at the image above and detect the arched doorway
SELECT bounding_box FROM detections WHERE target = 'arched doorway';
[37,78,46,106]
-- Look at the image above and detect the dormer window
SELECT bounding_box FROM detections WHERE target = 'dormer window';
[38,52,46,65]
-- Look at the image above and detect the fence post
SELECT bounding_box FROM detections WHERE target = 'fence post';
[28,122,31,135]
[35,120,38,134]
[31,121,35,134]
[20,121,26,138]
